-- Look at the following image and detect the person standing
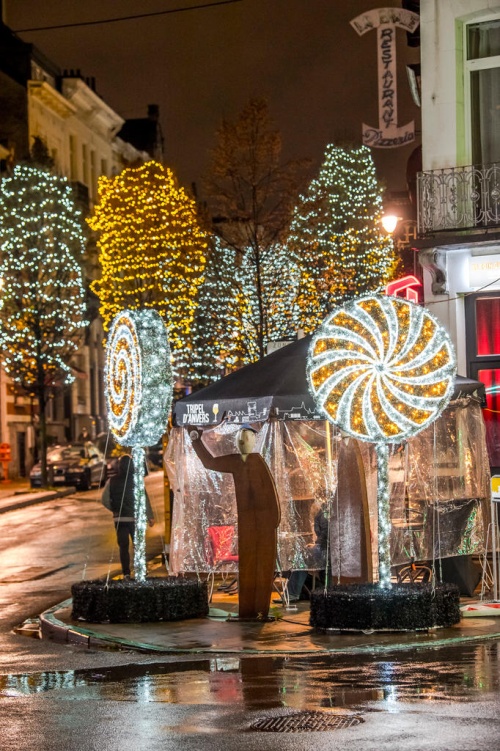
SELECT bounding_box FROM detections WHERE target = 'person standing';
[102,454,154,579]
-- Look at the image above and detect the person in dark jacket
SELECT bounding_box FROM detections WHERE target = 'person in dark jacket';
[275,503,328,603]
[101,454,154,578]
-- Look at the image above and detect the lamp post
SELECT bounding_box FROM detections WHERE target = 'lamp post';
[381,214,419,279]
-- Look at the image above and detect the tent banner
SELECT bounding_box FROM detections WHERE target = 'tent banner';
[174,396,323,426]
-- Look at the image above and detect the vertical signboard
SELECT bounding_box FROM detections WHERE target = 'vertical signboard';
[351,7,420,148]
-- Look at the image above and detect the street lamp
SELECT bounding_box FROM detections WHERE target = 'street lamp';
[381,213,401,235]
[381,213,420,281]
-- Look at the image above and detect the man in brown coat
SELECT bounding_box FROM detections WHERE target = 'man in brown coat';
[189,425,280,619]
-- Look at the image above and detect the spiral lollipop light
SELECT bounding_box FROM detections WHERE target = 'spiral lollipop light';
[105,309,173,580]
[308,294,456,587]
[106,309,172,448]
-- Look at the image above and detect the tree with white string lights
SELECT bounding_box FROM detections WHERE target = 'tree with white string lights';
[188,233,300,381]
[287,143,397,333]
[0,163,87,486]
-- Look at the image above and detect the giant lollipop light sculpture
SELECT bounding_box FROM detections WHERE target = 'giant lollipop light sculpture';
[308,294,456,588]
[105,309,173,581]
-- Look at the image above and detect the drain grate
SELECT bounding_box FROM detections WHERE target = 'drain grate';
[250,711,363,733]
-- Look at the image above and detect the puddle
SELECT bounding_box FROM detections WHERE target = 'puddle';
[0,643,498,711]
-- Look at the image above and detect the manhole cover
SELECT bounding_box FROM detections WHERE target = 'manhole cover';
[250,711,363,733]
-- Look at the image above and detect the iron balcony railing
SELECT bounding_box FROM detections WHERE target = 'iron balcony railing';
[417,162,500,235]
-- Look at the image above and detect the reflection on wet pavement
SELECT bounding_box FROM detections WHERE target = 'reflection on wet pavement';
[0,642,499,712]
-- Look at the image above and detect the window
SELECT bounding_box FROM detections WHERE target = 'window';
[466,291,500,470]
[90,150,97,200]
[82,144,89,186]
[476,296,500,355]
[69,135,77,181]
[466,19,500,164]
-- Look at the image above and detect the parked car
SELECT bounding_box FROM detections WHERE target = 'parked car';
[29,442,107,490]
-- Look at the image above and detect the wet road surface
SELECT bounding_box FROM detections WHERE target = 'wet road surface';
[0,476,499,749]
[0,642,499,750]
[0,472,166,673]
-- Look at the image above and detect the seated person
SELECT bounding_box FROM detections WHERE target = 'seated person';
[276,502,328,603]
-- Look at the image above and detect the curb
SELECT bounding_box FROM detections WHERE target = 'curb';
[39,597,500,657]
[0,487,76,514]
[40,601,167,652]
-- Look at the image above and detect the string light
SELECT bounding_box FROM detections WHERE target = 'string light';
[189,145,394,380]
[132,445,148,582]
[308,295,456,443]
[189,236,299,380]
[105,308,173,580]
[287,144,397,333]
[89,161,207,375]
[0,164,87,391]
[308,294,456,587]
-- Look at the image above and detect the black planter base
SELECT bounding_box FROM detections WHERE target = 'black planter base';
[310,583,461,632]
[71,577,209,623]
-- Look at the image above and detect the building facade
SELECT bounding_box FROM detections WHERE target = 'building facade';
[0,21,150,477]
[417,0,500,473]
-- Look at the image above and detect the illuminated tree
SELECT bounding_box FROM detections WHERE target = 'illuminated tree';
[88,161,207,372]
[189,235,300,382]
[0,164,87,486]
[288,144,396,332]
[188,236,237,382]
[204,99,306,359]
[230,241,299,363]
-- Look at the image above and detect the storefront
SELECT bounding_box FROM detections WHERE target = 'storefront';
[421,242,500,473]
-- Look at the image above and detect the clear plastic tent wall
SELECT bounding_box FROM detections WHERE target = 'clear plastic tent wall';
[166,397,490,576]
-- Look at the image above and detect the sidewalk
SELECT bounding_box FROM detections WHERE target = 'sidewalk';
[0,479,76,514]
[6,479,499,658]
[39,564,500,657]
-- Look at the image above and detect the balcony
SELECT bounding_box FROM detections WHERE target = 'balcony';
[417,162,500,235]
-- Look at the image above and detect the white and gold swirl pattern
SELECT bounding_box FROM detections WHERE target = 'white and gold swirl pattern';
[105,309,172,447]
[308,295,456,443]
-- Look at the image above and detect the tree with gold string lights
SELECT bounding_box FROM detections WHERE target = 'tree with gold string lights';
[287,144,397,334]
[0,163,87,487]
[88,161,207,374]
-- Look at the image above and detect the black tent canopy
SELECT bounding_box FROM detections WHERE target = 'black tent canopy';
[173,335,486,427]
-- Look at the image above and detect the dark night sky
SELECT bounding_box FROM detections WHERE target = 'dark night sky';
[5,0,420,195]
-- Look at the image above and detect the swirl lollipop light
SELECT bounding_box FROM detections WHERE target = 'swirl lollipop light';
[106,309,173,581]
[308,294,456,587]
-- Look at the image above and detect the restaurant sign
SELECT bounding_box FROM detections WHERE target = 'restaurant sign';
[351,7,420,148]
[469,254,500,290]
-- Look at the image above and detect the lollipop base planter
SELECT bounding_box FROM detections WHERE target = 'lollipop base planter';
[71,577,209,624]
[310,583,461,632]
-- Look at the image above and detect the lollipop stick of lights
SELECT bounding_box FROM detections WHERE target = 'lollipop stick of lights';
[105,309,173,581]
[308,294,456,588]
